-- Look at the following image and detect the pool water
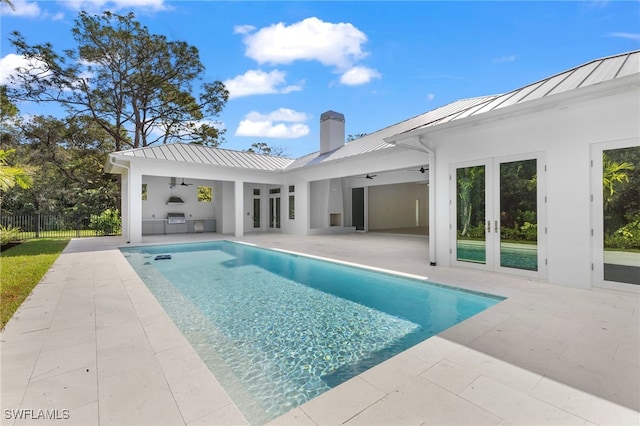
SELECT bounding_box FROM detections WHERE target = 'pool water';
[122,241,503,424]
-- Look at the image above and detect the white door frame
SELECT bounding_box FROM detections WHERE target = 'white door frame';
[450,152,547,279]
[591,138,640,293]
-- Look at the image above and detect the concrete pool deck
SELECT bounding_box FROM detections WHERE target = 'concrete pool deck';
[1,233,638,425]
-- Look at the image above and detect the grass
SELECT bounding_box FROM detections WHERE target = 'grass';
[0,238,70,329]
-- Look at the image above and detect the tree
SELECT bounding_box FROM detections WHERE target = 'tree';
[457,166,484,237]
[1,86,21,150]
[602,153,634,212]
[245,142,287,157]
[0,0,14,10]
[8,11,229,151]
[347,133,367,142]
[0,149,32,192]
[3,115,119,216]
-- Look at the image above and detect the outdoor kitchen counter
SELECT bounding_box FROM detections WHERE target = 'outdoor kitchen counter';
[141,218,216,235]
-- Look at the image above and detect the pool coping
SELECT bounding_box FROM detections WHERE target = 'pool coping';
[1,233,638,426]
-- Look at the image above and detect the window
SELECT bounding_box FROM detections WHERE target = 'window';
[253,188,260,196]
[142,184,147,201]
[289,185,295,193]
[269,188,281,194]
[198,186,212,202]
[289,195,295,219]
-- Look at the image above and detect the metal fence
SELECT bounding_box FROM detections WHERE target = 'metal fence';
[1,214,122,240]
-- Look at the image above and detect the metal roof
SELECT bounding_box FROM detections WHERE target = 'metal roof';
[285,95,498,170]
[407,50,639,132]
[111,143,294,171]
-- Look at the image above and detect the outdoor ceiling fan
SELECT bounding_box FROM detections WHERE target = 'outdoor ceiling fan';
[180,178,193,186]
[365,174,377,180]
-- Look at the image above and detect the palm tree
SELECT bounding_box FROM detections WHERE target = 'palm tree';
[0,149,32,193]
[603,153,634,211]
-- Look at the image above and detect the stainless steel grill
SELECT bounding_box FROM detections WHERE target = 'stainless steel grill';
[167,213,186,224]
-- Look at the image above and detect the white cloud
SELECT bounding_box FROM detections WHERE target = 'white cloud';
[223,69,302,99]
[63,0,168,12]
[0,53,42,86]
[240,17,368,70]
[0,0,42,17]
[339,66,381,86]
[233,25,255,35]
[608,32,640,41]
[426,93,435,102]
[235,108,310,139]
[245,108,308,123]
[493,55,517,63]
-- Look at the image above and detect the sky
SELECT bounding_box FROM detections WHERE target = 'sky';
[1,1,639,158]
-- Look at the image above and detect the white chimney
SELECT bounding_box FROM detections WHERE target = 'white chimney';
[320,110,345,154]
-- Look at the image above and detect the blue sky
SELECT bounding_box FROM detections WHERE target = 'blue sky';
[1,1,639,158]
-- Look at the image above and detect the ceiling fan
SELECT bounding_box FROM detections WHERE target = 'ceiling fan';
[365,174,377,180]
[180,178,193,186]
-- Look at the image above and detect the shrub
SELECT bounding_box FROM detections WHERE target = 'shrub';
[89,209,121,236]
[0,225,22,246]
[605,220,640,250]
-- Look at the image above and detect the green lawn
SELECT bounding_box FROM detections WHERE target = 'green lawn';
[0,238,70,329]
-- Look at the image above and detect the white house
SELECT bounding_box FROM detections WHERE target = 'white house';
[106,50,640,292]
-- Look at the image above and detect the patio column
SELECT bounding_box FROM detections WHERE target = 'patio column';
[427,149,436,266]
[128,170,143,244]
[234,180,244,237]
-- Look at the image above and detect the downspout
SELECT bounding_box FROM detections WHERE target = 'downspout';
[109,156,131,243]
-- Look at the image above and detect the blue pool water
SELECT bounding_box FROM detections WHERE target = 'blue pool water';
[121,241,503,424]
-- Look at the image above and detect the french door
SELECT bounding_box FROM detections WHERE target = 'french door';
[451,153,547,278]
[591,141,640,291]
[269,195,281,229]
[253,197,261,229]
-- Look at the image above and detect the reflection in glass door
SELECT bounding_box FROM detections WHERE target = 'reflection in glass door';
[498,159,538,271]
[456,165,487,265]
[602,146,640,285]
[269,196,281,229]
[253,198,261,228]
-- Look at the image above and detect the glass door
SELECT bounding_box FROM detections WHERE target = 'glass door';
[452,154,546,278]
[495,158,541,275]
[454,163,490,269]
[253,197,261,228]
[269,196,281,229]
[592,142,640,290]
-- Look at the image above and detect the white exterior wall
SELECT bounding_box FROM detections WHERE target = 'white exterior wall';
[425,85,639,289]
[368,183,428,230]
[141,175,216,220]
[310,180,330,229]
[220,181,235,234]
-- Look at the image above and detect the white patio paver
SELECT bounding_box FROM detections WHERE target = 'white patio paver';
[1,233,639,426]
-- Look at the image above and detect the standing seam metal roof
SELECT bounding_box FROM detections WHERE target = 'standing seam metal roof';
[112,143,294,171]
[410,50,639,131]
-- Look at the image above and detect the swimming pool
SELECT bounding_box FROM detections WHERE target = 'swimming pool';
[121,241,504,424]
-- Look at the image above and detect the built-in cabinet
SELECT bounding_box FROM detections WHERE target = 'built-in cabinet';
[142,219,216,235]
